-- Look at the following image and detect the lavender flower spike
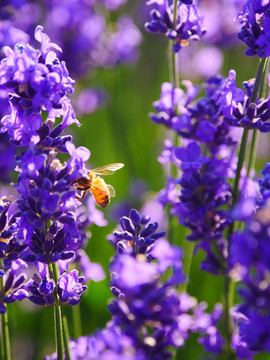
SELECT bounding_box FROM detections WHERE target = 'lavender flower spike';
[145,0,206,52]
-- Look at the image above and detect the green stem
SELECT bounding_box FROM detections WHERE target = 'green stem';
[72,302,82,339]
[246,129,258,177]
[167,0,181,245]
[250,57,267,103]
[0,311,11,360]
[223,275,233,359]
[62,308,71,360]
[179,240,195,292]
[173,0,178,25]
[51,263,64,360]
[0,262,11,360]
[231,128,249,209]
[54,303,64,360]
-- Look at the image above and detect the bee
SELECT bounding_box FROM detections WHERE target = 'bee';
[72,163,124,208]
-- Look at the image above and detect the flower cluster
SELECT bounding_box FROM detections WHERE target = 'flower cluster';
[0,27,105,313]
[145,0,206,52]
[0,26,78,147]
[222,77,270,133]
[151,72,242,273]
[237,1,270,57]
[107,208,166,257]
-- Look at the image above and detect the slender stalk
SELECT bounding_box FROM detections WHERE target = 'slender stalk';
[246,129,258,177]
[0,311,11,360]
[0,262,11,360]
[54,302,64,360]
[62,308,71,360]
[72,305,82,339]
[179,240,195,292]
[167,0,180,245]
[51,263,64,360]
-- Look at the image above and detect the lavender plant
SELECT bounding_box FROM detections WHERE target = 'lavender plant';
[0,25,105,359]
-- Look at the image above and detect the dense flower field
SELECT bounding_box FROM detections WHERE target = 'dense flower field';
[0,0,270,359]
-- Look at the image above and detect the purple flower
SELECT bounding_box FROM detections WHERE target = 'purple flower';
[107,208,166,257]
[237,1,270,57]
[27,273,55,307]
[57,269,87,306]
[145,0,206,52]
[0,259,29,313]
[150,81,199,130]
[195,303,225,354]
[222,78,270,132]
[0,26,76,146]
[0,198,26,268]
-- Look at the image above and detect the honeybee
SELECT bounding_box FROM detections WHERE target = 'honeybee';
[72,163,124,207]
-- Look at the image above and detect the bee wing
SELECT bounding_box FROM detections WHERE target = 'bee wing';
[89,183,115,197]
[106,185,116,197]
[90,163,124,176]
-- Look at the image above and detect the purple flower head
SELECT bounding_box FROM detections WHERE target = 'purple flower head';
[27,273,55,307]
[149,81,199,131]
[237,1,270,57]
[194,302,225,354]
[107,208,166,257]
[0,26,76,146]
[108,253,186,357]
[10,145,93,264]
[213,69,246,118]
[0,259,29,313]
[153,72,239,274]
[231,307,256,359]
[57,269,87,306]
[222,77,270,132]
[145,0,206,52]
[0,198,26,268]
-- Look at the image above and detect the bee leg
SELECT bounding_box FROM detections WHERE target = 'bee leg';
[76,191,86,200]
